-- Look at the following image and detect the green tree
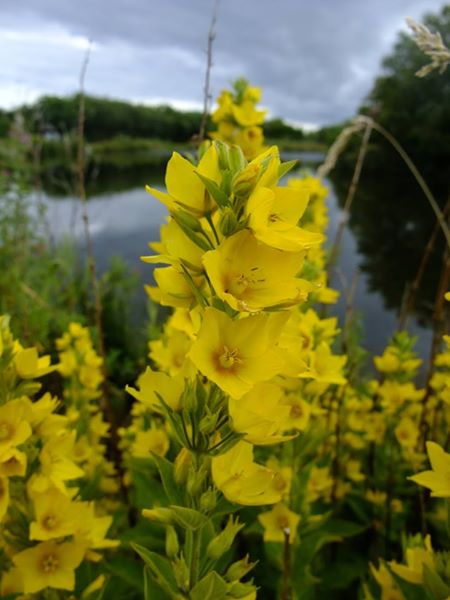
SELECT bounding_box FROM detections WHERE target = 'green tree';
[362,4,450,196]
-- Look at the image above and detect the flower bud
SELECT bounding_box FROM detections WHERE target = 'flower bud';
[173,210,203,232]
[207,516,243,560]
[199,489,217,512]
[219,208,238,237]
[225,555,255,582]
[227,581,257,598]
[214,140,230,170]
[172,555,189,590]
[232,163,261,197]
[228,145,246,174]
[165,526,179,559]
[174,448,192,486]
[199,412,219,435]
[142,507,174,525]
[187,466,208,497]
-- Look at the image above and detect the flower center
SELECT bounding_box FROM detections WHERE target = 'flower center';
[41,553,59,573]
[0,422,12,441]
[290,404,303,419]
[219,346,241,369]
[277,516,290,530]
[43,515,57,530]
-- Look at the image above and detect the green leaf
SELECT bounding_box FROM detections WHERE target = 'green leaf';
[170,212,211,251]
[104,555,144,592]
[190,571,229,600]
[131,544,178,597]
[320,518,368,539]
[423,564,450,600]
[152,453,185,505]
[278,159,298,180]
[170,506,208,530]
[143,567,170,600]
[195,172,230,208]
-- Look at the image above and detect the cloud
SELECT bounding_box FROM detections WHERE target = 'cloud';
[0,0,445,125]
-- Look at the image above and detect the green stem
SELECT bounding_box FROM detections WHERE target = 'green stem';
[189,527,201,590]
[205,211,220,245]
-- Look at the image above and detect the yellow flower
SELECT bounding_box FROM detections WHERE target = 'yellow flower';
[389,535,434,584]
[73,502,118,550]
[0,399,32,456]
[228,382,294,445]
[258,502,300,543]
[0,476,9,521]
[246,186,322,252]
[30,433,84,494]
[370,562,404,600]
[14,347,55,379]
[232,100,266,127]
[409,441,450,497]
[282,395,312,431]
[366,489,387,505]
[306,466,333,503]
[149,326,195,377]
[394,417,419,449]
[125,366,183,412]
[299,342,347,385]
[30,488,78,541]
[0,447,27,477]
[142,217,204,271]
[346,460,365,482]
[146,144,220,216]
[145,267,204,309]
[13,540,86,593]
[131,428,170,458]
[212,441,282,506]
[203,229,308,312]
[266,459,293,499]
[188,308,286,399]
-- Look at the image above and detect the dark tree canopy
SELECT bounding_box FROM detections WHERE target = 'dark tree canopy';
[362,4,450,197]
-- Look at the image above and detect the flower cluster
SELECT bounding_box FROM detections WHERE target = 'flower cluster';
[210,78,267,159]
[0,317,117,596]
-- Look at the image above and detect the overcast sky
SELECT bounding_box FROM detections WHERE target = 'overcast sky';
[0,0,446,127]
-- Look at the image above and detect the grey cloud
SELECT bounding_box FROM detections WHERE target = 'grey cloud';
[0,0,446,125]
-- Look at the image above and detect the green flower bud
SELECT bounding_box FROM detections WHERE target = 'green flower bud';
[174,448,192,486]
[172,554,189,591]
[225,555,256,582]
[207,516,244,560]
[214,140,230,170]
[187,466,208,497]
[219,208,238,237]
[199,489,217,512]
[173,210,203,232]
[228,146,246,174]
[165,526,179,559]
[232,162,261,197]
[227,581,257,598]
[142,507,174,525]
[199,412,219,435]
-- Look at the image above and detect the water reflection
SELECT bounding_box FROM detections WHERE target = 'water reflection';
[330,168,445,326]
[35,152,434,361]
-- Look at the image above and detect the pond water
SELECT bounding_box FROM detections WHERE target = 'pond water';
[34,151,433,365]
